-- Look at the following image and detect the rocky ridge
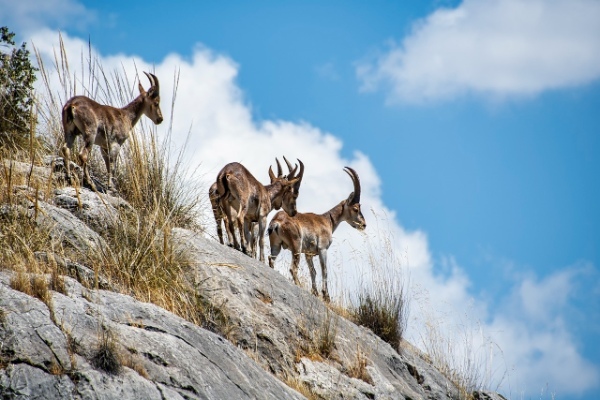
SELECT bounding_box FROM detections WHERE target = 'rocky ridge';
[0,160,506,399]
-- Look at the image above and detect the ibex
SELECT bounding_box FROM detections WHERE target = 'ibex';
[267,167,366,302]
[215,157,304,262]
[210,157,303,250]
[61,72,163,190]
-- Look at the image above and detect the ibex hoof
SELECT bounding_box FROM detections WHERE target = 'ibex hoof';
[322,293,331,303]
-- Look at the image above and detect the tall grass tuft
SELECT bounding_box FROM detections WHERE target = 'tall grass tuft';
[3,34,208,326]
[415,303,506,398]
[91,327,121,375]
[347,219,410,352]
[353,290,406,350]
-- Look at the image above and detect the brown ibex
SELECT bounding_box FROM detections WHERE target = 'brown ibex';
[61,72,163,190]
[210,157,302,250]
[267,167,366,302]
[215,157,304,262]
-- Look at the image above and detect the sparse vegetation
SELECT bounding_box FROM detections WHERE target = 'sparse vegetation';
[415,307,505,399]
[0,33,208,330]
[344,345,373,385]
[91,327,121,375]
[9,271,52,306]
[352,290,406,350]
[195,290,235,340]
[347,229,410,353]
[296,306,338,362]
[281,373,322,400]
[122,350,149,379]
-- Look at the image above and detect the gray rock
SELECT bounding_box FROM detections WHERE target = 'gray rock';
[0,272,304,400]
[170,228,465,400]
[52,186,134,235]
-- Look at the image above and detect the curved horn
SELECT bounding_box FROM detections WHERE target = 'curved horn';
[294,159,304,188]
[144,71,154,87]
[275,158,283,178]
[344,166,361,204]
[144,72,160,97]
[283,155,298,179]
[268,165,277,182]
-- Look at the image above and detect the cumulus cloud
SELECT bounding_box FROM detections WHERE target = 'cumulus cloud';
[490,266,599,396]
[357,0,600,103]
[0,0,93,34]
[30,29,598,398]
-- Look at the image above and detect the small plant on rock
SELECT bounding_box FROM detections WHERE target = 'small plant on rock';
[91,327,121,375]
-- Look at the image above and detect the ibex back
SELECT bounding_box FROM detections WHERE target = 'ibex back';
[61,72,163,190]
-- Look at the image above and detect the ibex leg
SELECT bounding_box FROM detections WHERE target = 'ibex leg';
[61,132,77,185]
[318,250,330,302]
[101,142,120,190]
[79,131,96,189]
[257,218,267,262]
[290,252,301,286]
[305,255,319,297]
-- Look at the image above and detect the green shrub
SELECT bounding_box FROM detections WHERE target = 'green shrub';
[0,26,37,151]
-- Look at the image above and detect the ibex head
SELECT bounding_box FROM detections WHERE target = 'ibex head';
[343,166,366,231]
[138,72,164,125]
[269,157,303,217]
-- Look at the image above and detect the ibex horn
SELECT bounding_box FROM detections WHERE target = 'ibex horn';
[344,166,361,204]
[275,158,283,178]
[295,159,304,186]
[268,165,277,182]
[144,72,160,96]
[283,155,298,179]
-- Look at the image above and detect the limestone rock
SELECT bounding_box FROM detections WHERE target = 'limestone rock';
[0,272,304,400]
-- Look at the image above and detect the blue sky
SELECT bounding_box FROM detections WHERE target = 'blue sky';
[2,1,599,398]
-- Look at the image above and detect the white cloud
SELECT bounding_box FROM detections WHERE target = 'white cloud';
[357,0,600,103]
[0,0,93,34]
[30,29,598,398]
[489,267,599,396]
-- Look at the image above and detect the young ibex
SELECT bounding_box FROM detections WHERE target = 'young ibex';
[61,72,163,190]
[267,166,366,302]
[215,157,304,262]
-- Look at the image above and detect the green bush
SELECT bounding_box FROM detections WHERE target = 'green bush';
[0,26,37,151]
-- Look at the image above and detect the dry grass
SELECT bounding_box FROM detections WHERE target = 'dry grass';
[122,351,149,379]
[91,328,121,375]
[345,226,410,353]
[344,345,373,385]
[296,306,338,362]
[281,373,322,400]
[1,35,216,331]
[352,290,406,351]
[194,291,235,340]
[415,313,505,399]
[9,271,52,306]
[0,190,55,270]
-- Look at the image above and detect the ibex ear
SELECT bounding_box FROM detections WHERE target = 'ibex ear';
[346,192,355,204]
[268,166,276,183]
[138,82,146,95]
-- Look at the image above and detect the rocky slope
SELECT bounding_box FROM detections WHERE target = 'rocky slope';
[0,160,505,399]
